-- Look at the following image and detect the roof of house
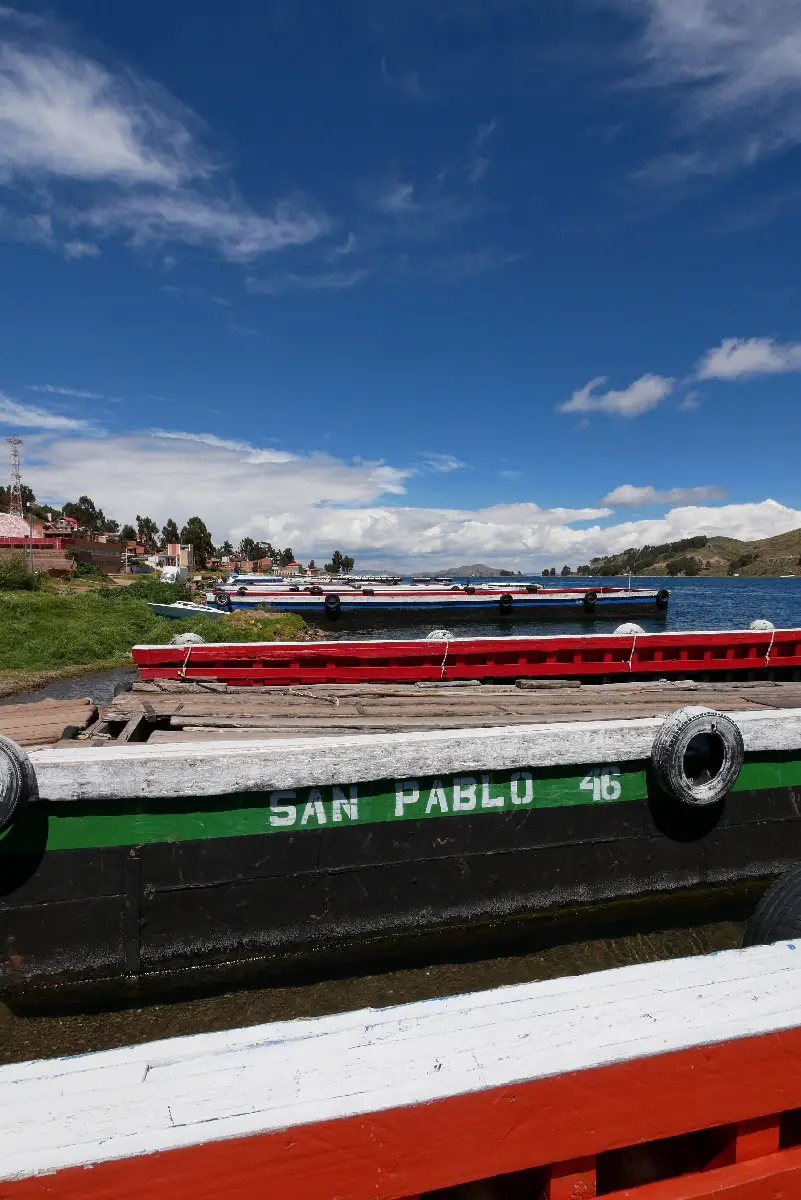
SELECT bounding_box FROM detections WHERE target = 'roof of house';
[0,514,30,537]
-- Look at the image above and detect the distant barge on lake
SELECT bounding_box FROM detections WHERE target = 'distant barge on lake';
[206,575,670,623]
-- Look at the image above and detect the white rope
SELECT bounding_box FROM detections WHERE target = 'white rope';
[440,638,450,680]
[179,643,193,679]
[627,629,638,671]
[765,627,776,668]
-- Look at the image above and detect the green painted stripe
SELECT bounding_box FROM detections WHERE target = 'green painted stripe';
[2,753,799,855]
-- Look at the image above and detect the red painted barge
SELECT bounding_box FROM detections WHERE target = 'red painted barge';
[132,625,799,687]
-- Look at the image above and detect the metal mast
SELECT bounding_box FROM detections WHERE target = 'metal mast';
[7,436,22,517]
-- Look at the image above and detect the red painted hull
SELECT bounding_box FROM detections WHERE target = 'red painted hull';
[132,627,800,686]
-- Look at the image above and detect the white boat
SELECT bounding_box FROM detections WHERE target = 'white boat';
[148,600,225,620]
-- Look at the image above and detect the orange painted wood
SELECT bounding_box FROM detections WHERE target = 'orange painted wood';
[4,1029,801,1200]
[601,1146,801,1198]
[547,1156,596,1198]
[704,1116,782,1173]
[734,1117,781,1163]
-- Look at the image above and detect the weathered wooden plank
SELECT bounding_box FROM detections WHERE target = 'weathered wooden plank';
[0,699,98,748]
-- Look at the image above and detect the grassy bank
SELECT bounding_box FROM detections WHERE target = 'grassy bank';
[0,587,307,697]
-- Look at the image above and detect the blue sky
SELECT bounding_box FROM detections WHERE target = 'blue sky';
[2,0,801,569]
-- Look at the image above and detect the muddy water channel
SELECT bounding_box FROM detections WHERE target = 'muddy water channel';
[0,915,743,1066]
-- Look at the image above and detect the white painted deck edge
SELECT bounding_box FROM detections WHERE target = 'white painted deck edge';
[27,707,801,801]
[1,941,799,1181]
[132,626,791,651]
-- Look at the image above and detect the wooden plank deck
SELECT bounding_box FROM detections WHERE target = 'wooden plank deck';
[7,679,801,748]
[94,678,801,743]
[0,697,98,747]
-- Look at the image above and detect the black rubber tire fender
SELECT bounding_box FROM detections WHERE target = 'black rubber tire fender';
[309,585,323,595]
[498,592,513,613]
[651,706,743,807]
[361,587,375,595]
[0,735,35,833]
[463,585,476,594]
[236,586,248,596]
[324,593,341,616]
[214,590,232,610]
[656,588,670,610]
[583,590,597,612]
[743,865,801,947]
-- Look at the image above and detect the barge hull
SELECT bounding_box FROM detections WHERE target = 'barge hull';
[132,626,801,687]
[1,762,800,1001]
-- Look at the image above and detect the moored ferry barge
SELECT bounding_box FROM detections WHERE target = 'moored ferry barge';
[2,692,801,1003]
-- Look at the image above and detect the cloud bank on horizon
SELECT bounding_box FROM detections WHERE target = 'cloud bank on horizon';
[4,396,798,570]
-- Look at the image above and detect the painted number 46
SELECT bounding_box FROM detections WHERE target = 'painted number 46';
[580,765,622,802]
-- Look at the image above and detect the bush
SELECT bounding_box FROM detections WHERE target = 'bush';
[72,560,111,581]
[93,579,189,603]
[0,551,40,591]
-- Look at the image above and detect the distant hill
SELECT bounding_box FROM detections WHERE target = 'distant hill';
[577,529,801,578]
[440,563,522,578]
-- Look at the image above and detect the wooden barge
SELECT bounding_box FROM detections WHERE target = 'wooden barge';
[2,672,801,1003]
[4,941,801,1198]
[132,624,800,687]
[208,580,670,622]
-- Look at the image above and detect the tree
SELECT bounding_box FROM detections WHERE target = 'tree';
[238,537,263,562]
[560,565,572,576]
[219,539,233,556]
[120,523,136,542]
[0,483,35,512]
[323,549,354,574]
[308,559,316,570]
[280,546,295,567]
[161,518,180,547]
[136,514,159,552]
[63,495,116,533]
[181,516,214,569]
[105,519,120,534]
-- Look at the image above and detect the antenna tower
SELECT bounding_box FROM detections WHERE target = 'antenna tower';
[7,436,22,517]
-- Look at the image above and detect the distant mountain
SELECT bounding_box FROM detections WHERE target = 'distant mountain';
[440,563,521,578]
[576,529,801,578]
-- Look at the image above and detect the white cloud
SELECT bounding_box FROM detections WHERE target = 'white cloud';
[77,194,327,263]
[150,429,296,461]
[611,0,801,179]
[28,383,103,399]
[697,336,801,379]
[246,267,369,294]
[15,423,801,567]
[0,394,89,429]
[0,19,327,264]
[63,239,99,259]
[375,180,417,215]
[558,373,674,417]
[420,452,467,472]
[601,484,728,507]
[0,42,201,185]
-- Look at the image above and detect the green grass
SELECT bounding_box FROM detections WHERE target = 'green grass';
[0,590,307,673]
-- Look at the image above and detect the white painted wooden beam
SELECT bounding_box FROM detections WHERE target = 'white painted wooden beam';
[26,707,801,802]
[0,941,799,1181]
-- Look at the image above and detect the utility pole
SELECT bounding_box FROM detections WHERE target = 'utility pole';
[7,436,22,517]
